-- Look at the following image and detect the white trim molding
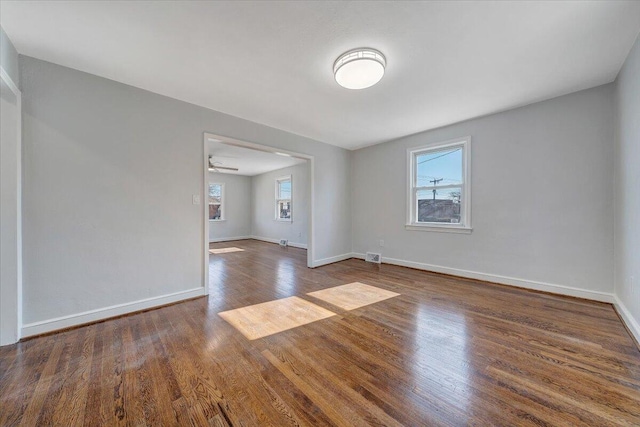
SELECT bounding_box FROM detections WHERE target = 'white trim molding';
[0,67,19,95]
[614,295,640,345]
[251,235,307,249]
[0,66,23,346]
[351,253,614,303]
[21,287,205,338]
[405,224,472,234]
[310,252,354,268]
[209,236,252,243]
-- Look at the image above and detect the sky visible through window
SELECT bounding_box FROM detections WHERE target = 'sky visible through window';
[417,147,462,201]
[279,180,291,199]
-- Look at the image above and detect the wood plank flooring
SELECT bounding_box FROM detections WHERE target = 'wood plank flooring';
[1,239,639,426]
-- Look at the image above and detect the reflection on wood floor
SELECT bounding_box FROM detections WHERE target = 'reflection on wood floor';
[1,239,639,426]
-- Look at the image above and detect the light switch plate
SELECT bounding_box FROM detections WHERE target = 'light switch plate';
[192,195,200,205]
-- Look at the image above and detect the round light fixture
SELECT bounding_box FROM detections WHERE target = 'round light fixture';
[333,48,386,90]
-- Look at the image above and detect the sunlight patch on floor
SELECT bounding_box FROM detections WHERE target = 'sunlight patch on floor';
[218,296,336,340]
[209,247,245,254]
[307,282,400,310]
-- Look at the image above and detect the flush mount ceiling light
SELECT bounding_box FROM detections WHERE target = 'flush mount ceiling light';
[333,48,386,90]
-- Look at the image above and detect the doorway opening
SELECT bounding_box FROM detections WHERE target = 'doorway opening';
[201,133,314,294]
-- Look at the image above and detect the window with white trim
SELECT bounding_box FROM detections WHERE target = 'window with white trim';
[209,183,224,221]
[275,176,292,221]
[407,137,471,232]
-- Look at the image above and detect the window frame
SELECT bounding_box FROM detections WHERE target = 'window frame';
[208,182,225,222]
[406,136,472,233]
[275,175,292,222]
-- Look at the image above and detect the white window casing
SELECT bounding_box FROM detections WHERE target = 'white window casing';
[275,175,292,221]
[406,136,472,233]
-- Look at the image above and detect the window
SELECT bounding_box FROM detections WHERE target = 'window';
[209,183,224,221]
[407,137,471,233]
[276,176,292,221]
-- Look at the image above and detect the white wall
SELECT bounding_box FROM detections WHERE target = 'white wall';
[208,172,251,241]
[19,56,351,335]
[251,163,308,248]
[614,34,640,341]
[1,26,19,86]
[352,84,615,301]
[0,25,22,345]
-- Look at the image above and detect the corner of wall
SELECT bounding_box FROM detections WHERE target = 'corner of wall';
[349,149,356,255]
[612,32,640,347]
[614,295,640,346]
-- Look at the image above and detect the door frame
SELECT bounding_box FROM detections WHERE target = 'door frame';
[0,66,22,345]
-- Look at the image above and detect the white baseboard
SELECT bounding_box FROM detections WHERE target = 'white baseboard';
[352,253,614,303]
[250,235,308,250]
[310,252,354,268]
[21,287,205,338]
[209,236,252,243]
[614,294,640,345]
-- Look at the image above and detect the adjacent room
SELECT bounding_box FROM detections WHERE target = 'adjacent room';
[1,1,639,426]
[205,136,310,257]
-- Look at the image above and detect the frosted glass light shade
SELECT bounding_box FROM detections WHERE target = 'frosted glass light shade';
[333,48,386,90]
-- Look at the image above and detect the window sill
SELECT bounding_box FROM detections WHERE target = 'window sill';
[405,224,472,234]
[209,219,226,222]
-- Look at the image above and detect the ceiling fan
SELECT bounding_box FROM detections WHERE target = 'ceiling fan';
[208,156,238,172]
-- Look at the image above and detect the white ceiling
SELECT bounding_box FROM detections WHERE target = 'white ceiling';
[208,140,305,177]
[2,1,640,150]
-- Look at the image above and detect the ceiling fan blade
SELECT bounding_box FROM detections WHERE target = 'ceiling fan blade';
[208,157,239,172]
[209,166,239,171]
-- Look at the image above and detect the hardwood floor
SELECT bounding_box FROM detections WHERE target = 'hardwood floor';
[1,239,639,426]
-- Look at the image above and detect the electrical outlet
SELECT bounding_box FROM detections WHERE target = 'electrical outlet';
[379,240,384,247]
[192,195,200,205]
